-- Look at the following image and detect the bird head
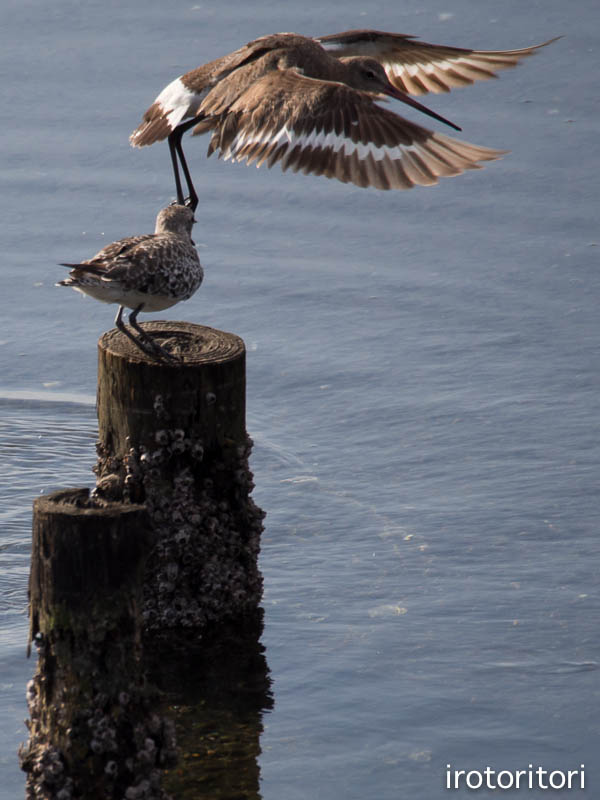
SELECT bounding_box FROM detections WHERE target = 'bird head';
[342,56,461,131]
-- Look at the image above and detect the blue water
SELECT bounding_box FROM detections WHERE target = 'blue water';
[2,0,598,797]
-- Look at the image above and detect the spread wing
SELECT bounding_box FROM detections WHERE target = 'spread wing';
[202,69,505,190]
[317,30,560,96]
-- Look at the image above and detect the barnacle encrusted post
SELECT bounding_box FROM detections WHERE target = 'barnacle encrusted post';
[20,488,176,800]
[95,321,265,640]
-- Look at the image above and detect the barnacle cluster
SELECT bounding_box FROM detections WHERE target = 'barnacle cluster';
[20,672,176,799]
[94,388,265,633]
[137,428,264,631]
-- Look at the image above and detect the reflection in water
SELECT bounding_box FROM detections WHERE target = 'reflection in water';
[148,621,273,799]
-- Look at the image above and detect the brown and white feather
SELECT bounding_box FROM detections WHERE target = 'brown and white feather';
[129,30,558,191]
[317,30,560,95]
[202,70,505,190]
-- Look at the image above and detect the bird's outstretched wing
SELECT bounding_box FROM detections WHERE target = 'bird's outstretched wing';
[203,69,506,190]
[316,30,561,96]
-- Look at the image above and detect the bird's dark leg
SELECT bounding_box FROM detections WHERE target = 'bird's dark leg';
[174,134,199,213]
[168,133,186,207]
[168,119,200,212]
[127,304,152,341]
[128,305,179,363]
[114,305,175,362]
[114,305,157,358]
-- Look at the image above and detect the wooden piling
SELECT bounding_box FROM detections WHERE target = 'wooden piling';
[20,488,176,800]
[94,322,265,637]
[21,322,267,796]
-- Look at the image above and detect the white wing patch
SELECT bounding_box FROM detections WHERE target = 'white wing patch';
[224,123,294,157]
[224,123,425,166]
[318,40,348,52]
[382,55,502,94]
[155,77,209,129]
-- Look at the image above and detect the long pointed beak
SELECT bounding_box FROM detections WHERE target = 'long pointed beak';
[385,86,462,132]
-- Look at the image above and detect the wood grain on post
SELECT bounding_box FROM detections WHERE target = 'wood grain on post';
[97,322,246,460]
[27,488,149,655]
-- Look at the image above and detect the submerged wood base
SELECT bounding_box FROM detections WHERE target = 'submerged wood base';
[20,489,175,800]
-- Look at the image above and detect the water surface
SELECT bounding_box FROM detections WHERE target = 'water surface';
[1,0,598,797]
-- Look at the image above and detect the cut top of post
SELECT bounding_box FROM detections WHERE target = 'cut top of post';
[97,322,247,468]
[99,321,245,366]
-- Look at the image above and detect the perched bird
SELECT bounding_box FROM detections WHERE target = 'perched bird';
[57,204,203,361]
[130,30,558,209]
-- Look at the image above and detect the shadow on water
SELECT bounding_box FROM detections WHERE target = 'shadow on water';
[147,620,273,800]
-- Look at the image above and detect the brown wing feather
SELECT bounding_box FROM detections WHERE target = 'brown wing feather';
[206,70,505,190]
[317,30,561,95]
[60,234,156,279]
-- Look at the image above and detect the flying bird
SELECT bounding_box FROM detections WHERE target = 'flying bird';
[57,204,203,361]
[130,30,558,209]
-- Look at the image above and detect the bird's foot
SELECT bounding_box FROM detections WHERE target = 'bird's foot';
[184,193,198,212]
[125,329,181,364]
[143,333,182,364]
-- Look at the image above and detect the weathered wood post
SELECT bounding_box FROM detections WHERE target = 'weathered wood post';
[20,488,176,800]
[94,321,265,639]
[21,321,267,797]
